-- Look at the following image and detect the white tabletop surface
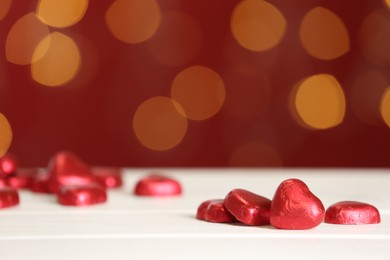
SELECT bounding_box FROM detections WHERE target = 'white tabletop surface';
[0,168,389,259]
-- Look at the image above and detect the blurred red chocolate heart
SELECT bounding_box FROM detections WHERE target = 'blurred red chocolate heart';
[134,174,182,196]
[0,187,19,209]
[57,184,107,206]
[270,178,325,229]
[92,167,123,188]
[224,189,271,225]
[47,151,96,193]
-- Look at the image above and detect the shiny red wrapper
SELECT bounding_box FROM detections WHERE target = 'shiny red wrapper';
[57,184,107,206]
[196,199,236,223]
[30,170,51,193]
[325,201,381,225]
[6,168,37,189]
[224,189,271,225]
[0,154,17,177]
[47,151,95,193]
[0,187,19,209]
[92,167,123,188]
[270,178,325,230]
[0,178,6,188]
[134,174,182,196]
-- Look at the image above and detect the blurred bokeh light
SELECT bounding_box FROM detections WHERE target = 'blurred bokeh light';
[6,12,50,65]
[171,66,225,121]
[0,113,12,157]
[36,0,88,28]
[292,74,346,130]
[31,32,81,87]
[231,0,286,52]
[0,0,389,167]
[105,0,161,44]
[0,0,12,21]
[300,7,350,60]
[133,96,188,151]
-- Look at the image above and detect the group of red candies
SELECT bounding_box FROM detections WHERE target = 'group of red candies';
[196,179,381,229]
[0,152,381,229]
[0,151,182,208]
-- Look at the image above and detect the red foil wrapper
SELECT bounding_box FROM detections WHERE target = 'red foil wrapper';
[30,170,51,193]
[0,178,6,188]
[0,187,20,209]
[224,189,271,225]
[196,199,214,220]
[92,167,123,188]
[325,201,381,225]
[134,174,182,196]
[204,199,237,223]
[47,151,95,193]
[0,154,17,177]
[6,168,37,189]
[270,178,325,230]
[57,184,107,206]
[196,199,236,223]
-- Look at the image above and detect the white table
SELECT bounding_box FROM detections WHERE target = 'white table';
[1,169,389,259]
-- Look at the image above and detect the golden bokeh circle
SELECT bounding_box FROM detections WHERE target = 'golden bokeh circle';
[31,32,81,87]
[5,12,50,65]
[0,0,12,20]
[0,113,13,157]
[300,7,350,60]
[36,0,89,28]
[381,88,390,127]
[133,96,188,151]
[105,0,161,44]
[171,66,226,121]
[231,0,287,52]
[293,74,346,129]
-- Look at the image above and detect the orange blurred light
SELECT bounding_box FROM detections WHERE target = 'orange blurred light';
[147,12,203,66]
[292,74,346,129]
[106,0,161,44]
[385,0,390,9]
[231,0,286,52]
[358,10,390,65]
[0,113,13,157]
[31,32,81,87]
[300,7,350,60]
[229,142,282,167]
[133,96,188,151]
[36,0,88,28]
[171,66,226,121]
[5,12,50,65]
[381,88,390,127]
[351,71,388,125]
[0,0,12,20]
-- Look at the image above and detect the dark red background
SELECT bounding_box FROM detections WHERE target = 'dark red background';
[1,0,390,167]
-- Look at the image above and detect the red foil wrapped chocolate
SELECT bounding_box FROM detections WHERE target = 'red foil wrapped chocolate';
[47,151,95,193]
[30,170,51,193]
[270,178,325,230]
[196,199,236,223]
[0,154,17,177]
[6,168,37,189]
[0,187,20,209]
[92,167,122,188]
[57,184,107,206]
[134,174,182,196]
[0,178,6,188]
[224,189,271,225]
[325,201,381,225]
